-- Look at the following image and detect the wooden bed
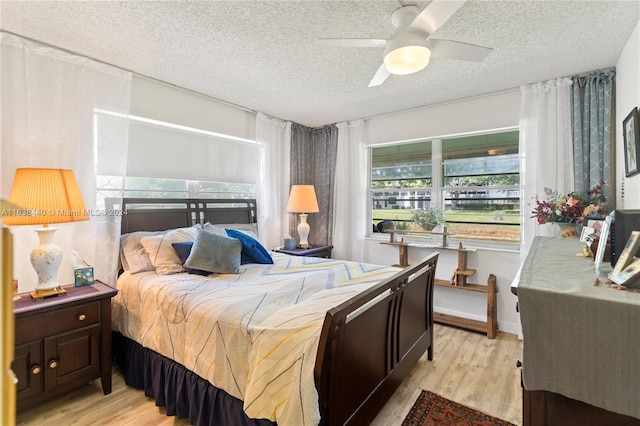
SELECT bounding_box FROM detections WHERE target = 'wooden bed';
[113,198,438,426]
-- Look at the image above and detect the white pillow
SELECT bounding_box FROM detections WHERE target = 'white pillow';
[120,230,166,273]
[139,226,200,275]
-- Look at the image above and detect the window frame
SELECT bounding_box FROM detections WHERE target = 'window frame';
[367,126,520,245]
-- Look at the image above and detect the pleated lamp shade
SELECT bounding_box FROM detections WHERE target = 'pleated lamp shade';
[4,168,88,226]
[286,185,319,213]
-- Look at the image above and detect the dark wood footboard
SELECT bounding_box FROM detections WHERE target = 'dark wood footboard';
[315,253,438,426]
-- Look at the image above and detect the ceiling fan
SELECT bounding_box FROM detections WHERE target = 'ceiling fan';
[316,0,493,87]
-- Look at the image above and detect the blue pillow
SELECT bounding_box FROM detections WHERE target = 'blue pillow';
[225,229,273,265]
[185,229,241,274]
[171,242,210,276]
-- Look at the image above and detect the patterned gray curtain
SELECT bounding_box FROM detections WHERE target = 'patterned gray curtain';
[571,69,615,201]
[289,123,338,246]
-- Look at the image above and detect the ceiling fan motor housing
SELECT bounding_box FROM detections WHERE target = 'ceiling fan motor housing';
[391,5,420,28]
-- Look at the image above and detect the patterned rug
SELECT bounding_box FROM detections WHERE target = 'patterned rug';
[402,390,516,426]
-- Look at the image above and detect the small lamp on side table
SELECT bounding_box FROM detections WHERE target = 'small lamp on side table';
[286,185,319,249]
[3,168,89,299]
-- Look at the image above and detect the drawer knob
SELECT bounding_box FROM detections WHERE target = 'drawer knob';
[49,360,58,369]
[31,365,41,375]
[78,313,86,321]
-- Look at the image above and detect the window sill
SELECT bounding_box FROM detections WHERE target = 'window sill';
[366,233,520,254]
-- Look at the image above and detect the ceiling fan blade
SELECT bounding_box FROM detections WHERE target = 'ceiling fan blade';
[409,0,466,35]
[426,38,493,62]
[368,64,390,87]
[316,38,387,48]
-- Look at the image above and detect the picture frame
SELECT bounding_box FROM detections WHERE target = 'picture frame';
[622,107,639,177]
[579,225,596,243]
[594,214,612,278]
[74,266,95,287]
[611,230,640,275]
[586,219,604,232]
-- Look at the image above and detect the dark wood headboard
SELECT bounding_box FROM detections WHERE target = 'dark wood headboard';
[119,198,257,234]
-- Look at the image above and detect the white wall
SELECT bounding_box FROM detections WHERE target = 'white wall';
[363,90,523,335]
[615,18,640,209]
[366,89,521,144]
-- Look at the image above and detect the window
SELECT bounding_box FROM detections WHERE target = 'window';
[122,177,255,199]
[370,129,520,243]
[371,141,434,231]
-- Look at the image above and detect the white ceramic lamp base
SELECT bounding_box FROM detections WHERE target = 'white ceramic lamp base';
[297,213,311,248]
[30,227,66,299]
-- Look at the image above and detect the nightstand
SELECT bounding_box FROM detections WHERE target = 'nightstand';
[12,281,118,409]
[275,245,333,258]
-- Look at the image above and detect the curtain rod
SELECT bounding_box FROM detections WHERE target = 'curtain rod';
[572,67,615,79]
[0,30,257,115]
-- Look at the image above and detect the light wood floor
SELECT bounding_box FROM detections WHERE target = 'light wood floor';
[16,325,523,426]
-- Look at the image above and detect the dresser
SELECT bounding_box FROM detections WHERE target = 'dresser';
[12,281,117,409]
[516,237,640,424]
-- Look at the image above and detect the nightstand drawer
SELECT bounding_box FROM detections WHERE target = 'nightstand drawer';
[15,301,100,345]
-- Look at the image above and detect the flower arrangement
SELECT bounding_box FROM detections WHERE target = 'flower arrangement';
[411,208,445,231]
[531,184,608,225]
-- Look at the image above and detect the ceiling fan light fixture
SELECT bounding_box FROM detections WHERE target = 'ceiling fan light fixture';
[384,45,431,75]
[383,31,431,75]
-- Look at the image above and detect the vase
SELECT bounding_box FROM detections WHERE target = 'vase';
[421,223,437,232]
[554,222,578,238]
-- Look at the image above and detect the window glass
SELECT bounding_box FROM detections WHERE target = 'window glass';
[122,177,255,199]
[371,141,433,182]
[96,177,255,212]
[442,132,519,242]
[371,141,433,231]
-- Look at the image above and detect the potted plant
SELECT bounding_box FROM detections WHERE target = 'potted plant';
[411,208,445,231]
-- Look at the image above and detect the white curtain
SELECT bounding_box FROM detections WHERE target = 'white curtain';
[519,78,573,259]
[333,120,367,261]
[256,112,291,250]
[1,33,131,290]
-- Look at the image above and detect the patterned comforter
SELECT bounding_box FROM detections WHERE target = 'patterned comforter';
[112,253,399,426]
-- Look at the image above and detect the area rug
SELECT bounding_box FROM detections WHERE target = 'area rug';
[402,390,516,426]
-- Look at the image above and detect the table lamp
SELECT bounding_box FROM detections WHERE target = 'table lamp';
[3,168,88,298]
[286,185,319,249]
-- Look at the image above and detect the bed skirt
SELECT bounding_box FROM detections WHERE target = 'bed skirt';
[112,332,276,426]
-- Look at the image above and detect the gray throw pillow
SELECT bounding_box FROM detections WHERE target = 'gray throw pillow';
[184,228,241,274]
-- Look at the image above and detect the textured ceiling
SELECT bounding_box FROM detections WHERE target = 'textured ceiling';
[1,1,639,127]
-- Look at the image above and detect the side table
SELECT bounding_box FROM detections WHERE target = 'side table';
[12,281,118,409]
[275,245,333,258]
